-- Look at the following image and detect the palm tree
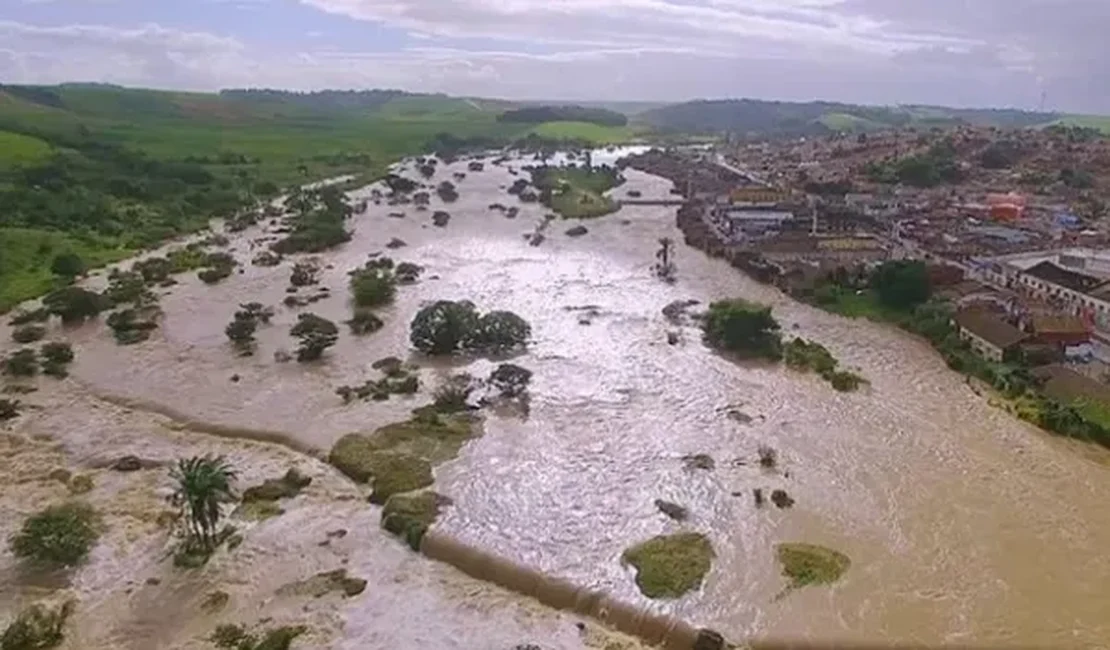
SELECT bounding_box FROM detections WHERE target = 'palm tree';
[170,455,237,550]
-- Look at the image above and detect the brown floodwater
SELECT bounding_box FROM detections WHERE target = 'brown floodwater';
[2,151,1109,649]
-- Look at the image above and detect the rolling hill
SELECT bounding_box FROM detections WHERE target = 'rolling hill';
[635,98,1063,138]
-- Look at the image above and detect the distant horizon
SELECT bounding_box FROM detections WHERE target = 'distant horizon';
[3,1,1107,114]
[4,80,1096,118]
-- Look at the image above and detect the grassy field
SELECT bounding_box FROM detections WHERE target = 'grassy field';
[818,112,882,132]
[0,130,53,168]
[0,228,131,311]
[530,121,644,144]
[1052,115,1110,133]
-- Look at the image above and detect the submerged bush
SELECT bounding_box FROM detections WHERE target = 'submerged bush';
[106,307,160,345]
[11,325,46,344]
[290,313,339,362]
[9,501,101,567]
[346,309,384,336]
[8,308,50,327]
[0,398,21,421]
[381,491,450,551]
[198,265,233,285]
[3,349,38,377]
[40,342,74,365]
[289,262,319,288]
[474,311,531,352]
[0,600,74,650]
[42,287,108,325]
[349,266,396,308]
[105,270,154,306]
[394,262,423,284]
[432,381,472,414]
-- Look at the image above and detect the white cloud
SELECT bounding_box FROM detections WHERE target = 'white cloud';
[0,0,1107,113]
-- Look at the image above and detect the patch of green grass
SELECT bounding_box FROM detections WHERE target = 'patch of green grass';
[1073,398,1110,429]
[1051,114,1110,133]
[530,121,643,144]
[775,542,850,589]
[0,130,52,168]
[0,228,130,313]
[818,112,881,132]
[621,532,714,599]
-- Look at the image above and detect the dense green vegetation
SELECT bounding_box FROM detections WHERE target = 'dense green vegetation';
[409,300,531,355]
[498,105,628,127]
[783,338,865,392]
[9,501,101,567]
[701,299,783,360]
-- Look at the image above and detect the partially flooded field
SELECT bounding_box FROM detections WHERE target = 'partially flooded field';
[1,151,1109,649]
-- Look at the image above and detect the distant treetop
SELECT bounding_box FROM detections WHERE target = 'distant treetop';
[497,105,628,127]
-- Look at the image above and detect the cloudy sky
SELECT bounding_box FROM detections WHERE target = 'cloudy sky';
[2,0,1108,113]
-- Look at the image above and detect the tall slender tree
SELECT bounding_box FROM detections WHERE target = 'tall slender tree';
[170,455,237,550]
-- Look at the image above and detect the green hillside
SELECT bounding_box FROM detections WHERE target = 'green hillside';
[638,98,1062,137]
[0,130,52,168]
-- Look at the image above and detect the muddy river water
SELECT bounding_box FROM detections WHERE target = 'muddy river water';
[1,150,1108,649]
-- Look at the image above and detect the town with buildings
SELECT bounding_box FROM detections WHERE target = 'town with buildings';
[621,123,1110,422]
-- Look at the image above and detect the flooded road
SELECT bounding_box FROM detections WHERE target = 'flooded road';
[1,151,1109,648]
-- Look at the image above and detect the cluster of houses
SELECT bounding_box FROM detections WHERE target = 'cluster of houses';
[939,249,1110,405]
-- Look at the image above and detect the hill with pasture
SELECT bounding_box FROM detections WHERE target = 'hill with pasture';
[636,98,1065,138]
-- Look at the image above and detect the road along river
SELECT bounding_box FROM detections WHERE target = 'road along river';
[1,150,1108,649]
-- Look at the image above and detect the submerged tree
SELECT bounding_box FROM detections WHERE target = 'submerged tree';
[290,313,339,362]
[488,363,533,398]
[701,299,782,360]
[42,287,109,325]
[170,456,237,551]
[409,300,481,354]
[50,252,86,282]
[653,237,676,282]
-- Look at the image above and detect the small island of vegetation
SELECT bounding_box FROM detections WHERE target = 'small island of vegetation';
[621,532,714,599]
[528,165,623,219]
[775,542,851,590]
